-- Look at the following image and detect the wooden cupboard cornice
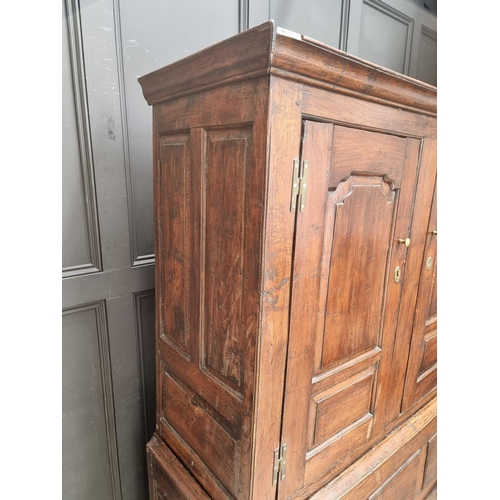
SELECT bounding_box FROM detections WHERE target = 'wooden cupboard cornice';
[138,21,436,115]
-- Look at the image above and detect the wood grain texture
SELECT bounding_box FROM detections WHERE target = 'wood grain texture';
[250,76,303,500]
[329,126,407,188]
[301,84,436,139]
[368,450,421,500]
[276,120,335,500]
[401,186,438,411]
[204,127,252,391]
[147,434,211,500]
[309,398,436,500]
[153,79,268,500]
[278,122,421,500]
[272,27,436,114]
[139,21,436,113]
[321,175,395,367]
[159,134,191,355]
[311,369,374,448]
[422,433,437,489]
[162,371,236,491]
[142,23,438,500]
[386,140,437,424]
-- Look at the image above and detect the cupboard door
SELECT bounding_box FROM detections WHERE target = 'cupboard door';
[401,185,437,411]
[278,120,421,499]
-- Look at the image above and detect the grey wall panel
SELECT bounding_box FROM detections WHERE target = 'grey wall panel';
[416,26,437,86]
[273,0,344,49]
[135,290,156,444]
[358,0,413,74]
[79,0,133,271]
[249,0,270,28]
[107,295,148,500]
[62,302,121,500]
[117,0,240,265]
[63,0,101,277]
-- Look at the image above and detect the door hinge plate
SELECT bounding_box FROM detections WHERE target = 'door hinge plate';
[273,443,287,485]
[291,159,309,212]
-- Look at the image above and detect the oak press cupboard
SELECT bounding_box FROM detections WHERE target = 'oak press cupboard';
[138,21,437,500]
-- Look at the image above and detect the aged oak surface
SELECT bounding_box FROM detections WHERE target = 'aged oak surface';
[139,20,437,500]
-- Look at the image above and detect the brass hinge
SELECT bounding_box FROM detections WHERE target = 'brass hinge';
[290,159,309,212]
[273,443,288,485]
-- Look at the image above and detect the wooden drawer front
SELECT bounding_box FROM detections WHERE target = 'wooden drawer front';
[147,435,210,500]
[368,450,421,500]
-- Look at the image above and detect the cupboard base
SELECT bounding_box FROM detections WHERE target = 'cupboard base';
[148,397,436,500]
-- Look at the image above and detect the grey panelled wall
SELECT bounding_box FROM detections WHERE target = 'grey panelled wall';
[347,0,437,85]
[62,0,436,498]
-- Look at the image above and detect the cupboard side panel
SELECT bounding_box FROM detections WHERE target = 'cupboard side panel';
[153,78,268,500]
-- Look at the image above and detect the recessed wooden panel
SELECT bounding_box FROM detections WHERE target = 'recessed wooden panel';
[309,400,437,500]
[321,176,396,368]
[329,126,407,189]
[159,134,191,354]
[422,433,437,488]
[311,369,374,448]
[204,127,253,391]
[427,264,437,318]
[368,450,421,500]
[162,371,237,495]
[306,415,374,477]
[421,334,437,373]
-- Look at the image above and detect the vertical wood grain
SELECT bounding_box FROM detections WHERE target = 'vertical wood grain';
[204,128,252,390]
[250,77,303,500]
[385,138,437,425]
[159,134,191,354]
[400,184,437,411]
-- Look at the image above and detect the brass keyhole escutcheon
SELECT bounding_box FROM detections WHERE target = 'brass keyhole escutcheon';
[398,237,411,247]
[426,256,434,271]
[394,266,401,283]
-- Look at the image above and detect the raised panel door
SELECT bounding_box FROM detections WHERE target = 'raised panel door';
[277,120,422,499]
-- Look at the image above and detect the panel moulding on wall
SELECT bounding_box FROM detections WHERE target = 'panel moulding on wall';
[63,0,103,277]
[62,300,122,500]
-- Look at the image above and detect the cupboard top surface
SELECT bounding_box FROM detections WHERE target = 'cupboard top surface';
[138,20,436,114]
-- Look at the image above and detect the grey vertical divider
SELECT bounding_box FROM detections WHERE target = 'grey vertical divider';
[107,295,147,500]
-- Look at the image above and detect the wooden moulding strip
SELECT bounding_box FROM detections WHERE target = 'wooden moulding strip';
[138,22,274,105]
[138,22,436,114]
[271,29,436,115]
